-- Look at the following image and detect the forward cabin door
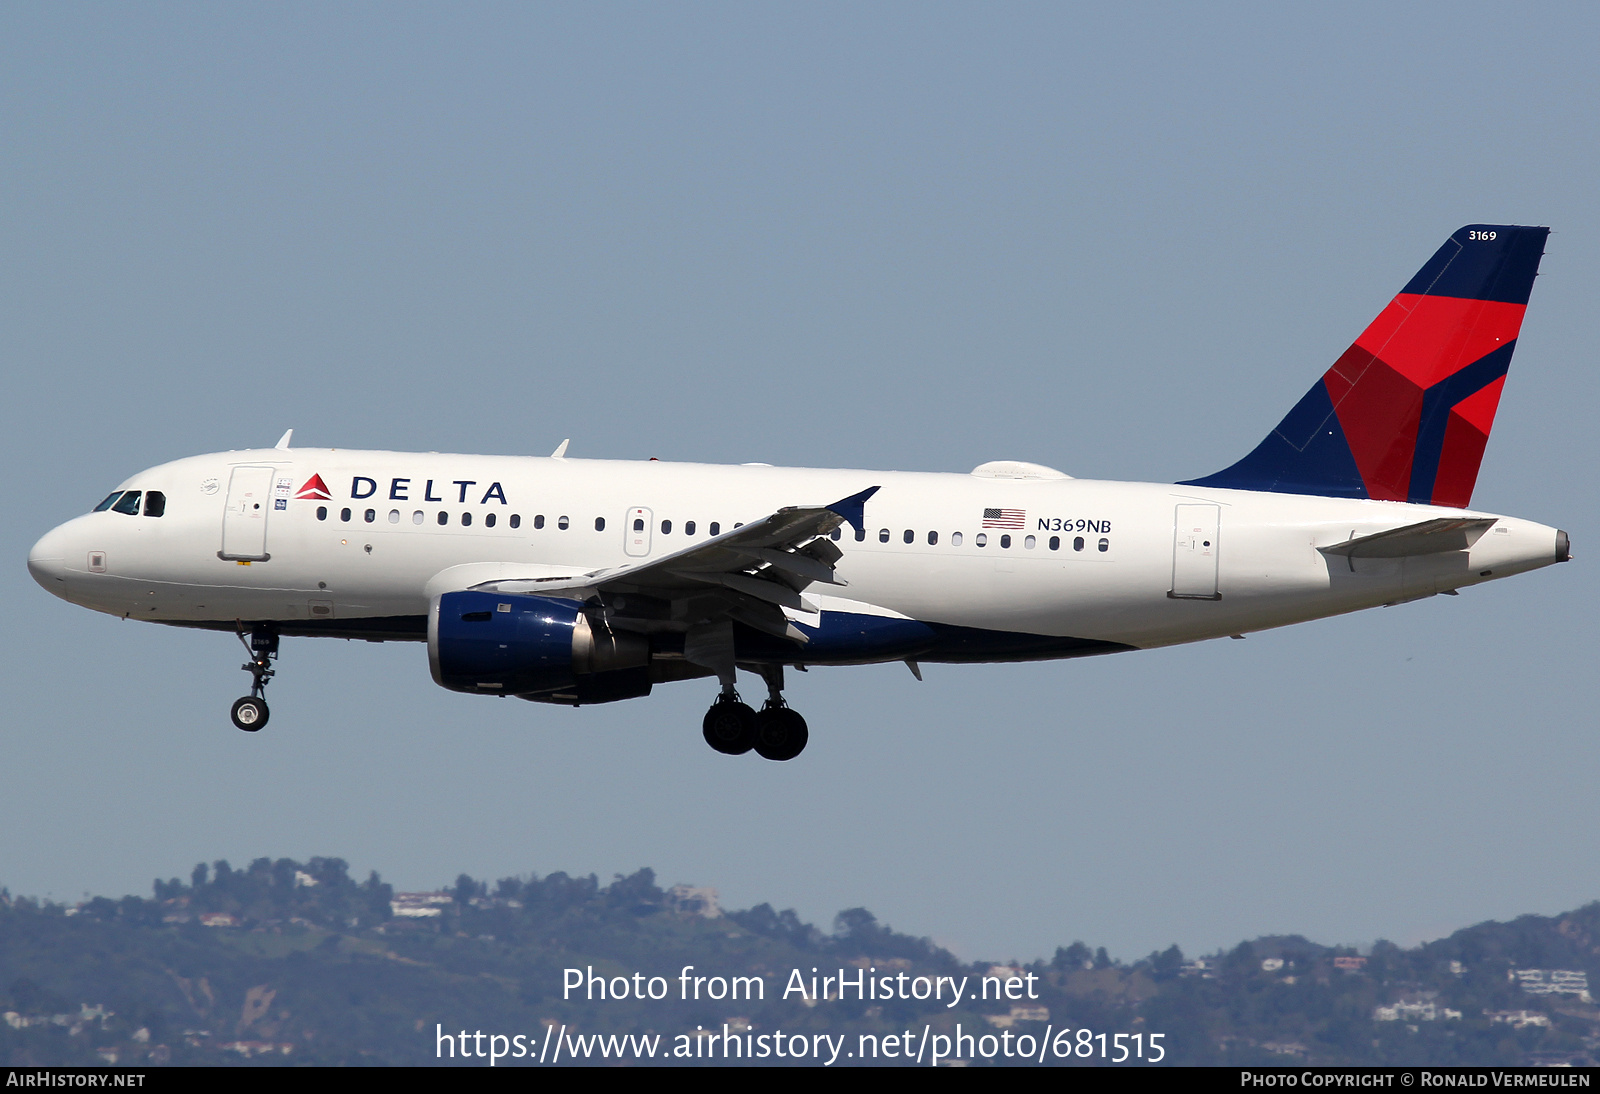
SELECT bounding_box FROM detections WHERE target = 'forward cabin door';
[624,507,653,557]
[1169,503,1221,600]
[219,466,275,561]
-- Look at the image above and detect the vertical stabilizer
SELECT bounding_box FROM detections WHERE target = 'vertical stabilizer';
[1182,225,1548,507]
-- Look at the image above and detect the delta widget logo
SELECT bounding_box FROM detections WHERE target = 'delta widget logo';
[295,474,332,501]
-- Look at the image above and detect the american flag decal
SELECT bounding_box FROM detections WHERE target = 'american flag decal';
[982,508,1026,529]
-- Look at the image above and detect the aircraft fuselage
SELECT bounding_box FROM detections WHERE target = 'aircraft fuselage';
[27,448,1566,661]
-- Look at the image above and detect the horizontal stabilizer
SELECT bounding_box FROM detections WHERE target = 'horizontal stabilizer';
[1319,517,1496,559]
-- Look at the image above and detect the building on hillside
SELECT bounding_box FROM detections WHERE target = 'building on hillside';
[1511,969,1591,1002]
[666,884,721,918]
[391,892,451,918]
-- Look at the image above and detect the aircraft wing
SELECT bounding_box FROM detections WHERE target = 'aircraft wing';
[1319,517,1497,560]
[464,486,880,641]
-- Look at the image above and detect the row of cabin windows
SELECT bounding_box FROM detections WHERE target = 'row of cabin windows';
[316,506,746,539]
[88,489,1107,555]
[319,507,535,528]
[830,526,1108,552]
[310,505,1107,553]
[93,490,166,518]
[642,519,733,536]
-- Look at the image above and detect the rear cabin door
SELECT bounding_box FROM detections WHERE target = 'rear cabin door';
[624,507,653,557]
[1170,503,1221,600]
[220,466,275,561]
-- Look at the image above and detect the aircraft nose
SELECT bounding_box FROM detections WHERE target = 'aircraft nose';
[27,523,71,592]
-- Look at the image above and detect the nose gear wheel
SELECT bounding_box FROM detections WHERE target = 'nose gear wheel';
[231,696,268,731]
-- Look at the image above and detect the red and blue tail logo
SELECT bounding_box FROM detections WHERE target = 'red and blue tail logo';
[1182,225,1548,507]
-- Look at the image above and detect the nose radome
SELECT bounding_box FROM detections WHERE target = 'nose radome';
[27,523,71,592]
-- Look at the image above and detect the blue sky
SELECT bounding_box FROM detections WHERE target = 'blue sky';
[2,2,1596,962]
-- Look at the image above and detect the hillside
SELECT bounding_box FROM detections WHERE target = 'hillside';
[3,859,1598,1066]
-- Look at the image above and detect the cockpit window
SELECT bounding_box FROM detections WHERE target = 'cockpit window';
[93,492,123,512]
[144,491,166,518]
[110,491,142,516]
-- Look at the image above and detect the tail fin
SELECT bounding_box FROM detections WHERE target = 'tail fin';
[1181,224,1549,507]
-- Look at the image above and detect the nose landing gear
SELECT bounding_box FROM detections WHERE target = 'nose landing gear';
[231,624,277,732]
[701,665,808,761]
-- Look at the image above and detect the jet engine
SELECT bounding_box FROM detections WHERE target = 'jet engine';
[429,590,651,703]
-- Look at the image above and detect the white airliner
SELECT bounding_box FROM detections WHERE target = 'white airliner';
[28,226,1570,760]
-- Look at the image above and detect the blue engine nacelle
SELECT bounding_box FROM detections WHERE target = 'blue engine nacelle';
[429,590,650,701]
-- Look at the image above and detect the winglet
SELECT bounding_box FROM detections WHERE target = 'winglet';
[274,429,294,450]
[826,486,880,531]
[551,439,570,459]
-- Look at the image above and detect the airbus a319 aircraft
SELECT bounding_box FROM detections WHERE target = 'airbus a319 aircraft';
[28,225,1569,761]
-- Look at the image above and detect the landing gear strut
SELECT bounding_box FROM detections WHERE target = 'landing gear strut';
[231,624,277,732]
[701,665,808,761]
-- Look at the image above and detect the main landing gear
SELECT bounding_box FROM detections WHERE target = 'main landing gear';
[700,665,808,761]
[231,624,277,732]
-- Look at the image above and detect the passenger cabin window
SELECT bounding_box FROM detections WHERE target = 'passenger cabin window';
[510,514,522,529]
[413,511,424,525]
[341,508,352,522]
[685,521,695,536]
[437,511,448,525]
[661,520,672,534]
[316,506,328,521]
[1074,536,1085,551]
[111,491,142,516]
[594,517,605,531]
[1000,534,1011,549]
[1049,535,1060,551]
[364,509,376,523]
[1024,534,1036,549]
[633,518,644,532]
[533,515,544,529]
[93,492,122,512]
[975,533,988,547]
[927,531,938,545]
[486,513,496,528]
[951,531,963,546]
[903,529,914,544]
[878,529,890,543]
[143,491,166,517]
[558,516,570,530]
[1098,537,1109,552]
[389,510,400,523]
[854,527,866,542]
[710,522,721,536]
[461,512,473,527]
